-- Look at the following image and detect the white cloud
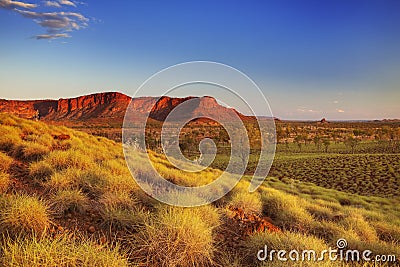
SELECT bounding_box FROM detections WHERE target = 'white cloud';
[333,100,339,104]
[0,0,36,9]
[336,109,345,113]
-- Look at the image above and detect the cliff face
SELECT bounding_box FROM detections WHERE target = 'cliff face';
[0,92,251,124]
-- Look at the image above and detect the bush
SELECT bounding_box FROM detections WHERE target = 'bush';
[50,189,89,216]
[1,235,129,267]
[130,206,215,267]
[0,172,10,193]
[0,195,51,237]
[13,142,50,161]
[0,152,13,172]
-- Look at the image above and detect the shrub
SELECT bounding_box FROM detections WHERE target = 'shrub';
[1,235,129,267]
[0,152,13,172]
[0,195,51,237]
[130,206,215,267]
[0,172,10,193]
[50,189,89,216]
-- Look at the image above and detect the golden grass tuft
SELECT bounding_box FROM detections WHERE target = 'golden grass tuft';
[261,188,314,231]
[229,190,263,215]
[29,161,54,181]
[46,149,95,171]
[1,235,129,267]
[130,206,215,267]
[50,189,89,216]
[0,172,10,193]
[0,195,51,237]
[13,142,50,161]
[0,152,13,172]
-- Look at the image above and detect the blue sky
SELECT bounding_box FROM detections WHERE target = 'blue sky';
[0,0,399,120]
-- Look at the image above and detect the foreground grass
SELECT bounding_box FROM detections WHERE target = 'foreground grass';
[0,113,399,266]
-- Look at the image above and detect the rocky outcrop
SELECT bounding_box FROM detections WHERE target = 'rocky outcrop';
[0,92,252,125]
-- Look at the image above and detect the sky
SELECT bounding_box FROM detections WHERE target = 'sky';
[0,0,399,120]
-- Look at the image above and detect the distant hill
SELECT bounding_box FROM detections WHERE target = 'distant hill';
[0,92,253,126]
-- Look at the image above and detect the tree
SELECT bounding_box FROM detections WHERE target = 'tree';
[345,136,359,154]
[322,139,331,153]
[313,135,321,151]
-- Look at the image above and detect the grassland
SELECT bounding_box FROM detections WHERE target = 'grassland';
[0,113,399,266]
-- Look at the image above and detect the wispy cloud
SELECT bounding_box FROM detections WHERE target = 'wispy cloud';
[59,0,75,6]
[36,33,71,39]
[336,109,345,113]
[1,0,89,40]
[333,100,339,104]
[16,9,88,34]
[0,0,36,9]
[44,1,61,7]
[297,108,320,113]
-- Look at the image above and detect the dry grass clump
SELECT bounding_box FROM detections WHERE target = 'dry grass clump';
[242,232,334,267]
[0,172,10,193]
[261,188,314,231]
[229,190,263,215]
[0,125,22,152]
[45,149,95,171]
[13,142,50,161]
[50,189,89,216]
[0,152,13,172]
[0,194,51,237]
[130,206,215,267]
[99,191,149,231]
[44,168,82,191]
[29,161,54,181]
[374,220,400,243]
[1,235,129,267]
[342,210,378,242]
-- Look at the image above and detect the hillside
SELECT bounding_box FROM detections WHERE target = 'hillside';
[0,113,399,266]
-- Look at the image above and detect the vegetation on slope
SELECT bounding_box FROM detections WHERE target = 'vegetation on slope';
[0,113,399,266]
